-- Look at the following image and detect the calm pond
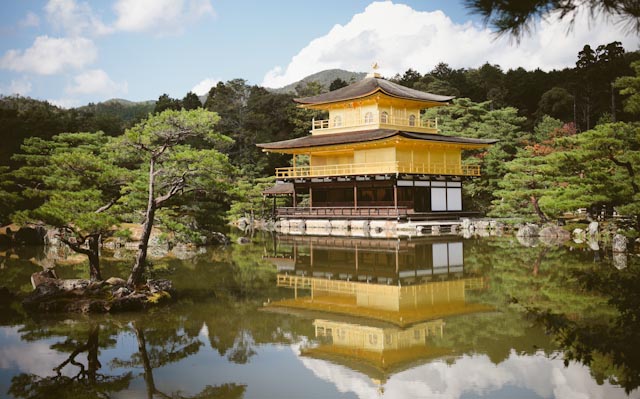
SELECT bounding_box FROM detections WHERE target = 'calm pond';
[1,233,639,399]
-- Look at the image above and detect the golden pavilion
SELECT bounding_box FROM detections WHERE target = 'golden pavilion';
[258,69,497,221]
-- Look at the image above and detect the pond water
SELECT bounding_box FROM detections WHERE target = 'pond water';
[1,233,639,399]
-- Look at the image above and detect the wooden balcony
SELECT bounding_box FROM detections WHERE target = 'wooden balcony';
[275,161,480,178]
[312,114,438,134]
[278,206,409,218]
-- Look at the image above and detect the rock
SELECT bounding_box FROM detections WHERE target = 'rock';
[147,245,169,259]
[516,234,539,247]
[237,217,249,229]
[461,218,472,231]
[170,244,196,260]
[147,279,174,295]
[539,225,570,245]
[44,228,61,246]
[30,269,58,289]
[105,277,127,286]
[208,232,229,245]
[237,236,251,245]
[108,294,147,312]
[587,238,600,251]
[113,286,132,298]
[57,279,90,291]
[22,282,63,311]
[475,220,491,230]
[572,228,585,238]
[539,225,571,240]
[587,222,599,236]
[613,252,628,270]
[612,234,628,253]
[516,224,539,237]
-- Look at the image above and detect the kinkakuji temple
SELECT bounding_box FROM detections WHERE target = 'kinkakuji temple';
[258,67,497,228]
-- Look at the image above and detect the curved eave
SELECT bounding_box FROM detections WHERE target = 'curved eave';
[295,87,453,110]
[257,129,498,155]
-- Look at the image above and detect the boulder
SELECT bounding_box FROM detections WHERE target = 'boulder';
[237,236,251,245]
[612,234,628,253]
[108,294,147,312]
[147,279,174,295]
[237,217,249,229]
[516,234,539,247]
[613,252,627,270]
[105,277,127,286]
[516,224,539,237]
[171,244,199,260]
[112,286,132,298]
[539,225,571,240]
[461,218,472,231]
[587,238,600,251]
[209,232,230,245]
[587,221,599,236]
[30,269,58,289]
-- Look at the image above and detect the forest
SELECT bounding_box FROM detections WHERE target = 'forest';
[1,41,640,239]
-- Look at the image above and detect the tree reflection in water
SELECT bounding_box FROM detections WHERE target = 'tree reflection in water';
[8,323,133,399]
[8,317,247,399]
[531,257,640,393]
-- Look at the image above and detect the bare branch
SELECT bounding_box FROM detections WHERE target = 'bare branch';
[95,196,120,214]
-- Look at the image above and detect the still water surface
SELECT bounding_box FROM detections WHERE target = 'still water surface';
[0,233,639,399]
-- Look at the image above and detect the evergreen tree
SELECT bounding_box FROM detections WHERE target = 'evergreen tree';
[119,109,234,286]
[329,78,348,91]
[12,132,131,281]
[615,60,640,115]
[153,94,182,114]
[182,91,202,110]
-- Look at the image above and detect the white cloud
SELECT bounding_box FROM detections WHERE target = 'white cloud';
[18,11,40,28]
[0,77,33,96]
[45,0,112,36]
[298,347,637,399]
[112,0,215,34]
[191,77,219,96]
[66,69,128,96]
[261,1,640,88]
[49,97,82,108]
[0,35,97,75]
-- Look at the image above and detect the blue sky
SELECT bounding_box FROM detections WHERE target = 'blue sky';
[0,0,638,107]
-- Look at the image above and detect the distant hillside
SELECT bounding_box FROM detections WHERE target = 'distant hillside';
[76,98,155,124]
[270,69,366,94]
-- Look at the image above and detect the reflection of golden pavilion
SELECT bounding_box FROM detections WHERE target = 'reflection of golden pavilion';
[266,235,491,327]
[265,236,492,385]
[303,319,450,383]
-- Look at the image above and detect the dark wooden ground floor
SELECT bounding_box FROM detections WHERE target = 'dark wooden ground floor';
[265,175,476,220]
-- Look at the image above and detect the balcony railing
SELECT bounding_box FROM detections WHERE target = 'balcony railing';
[312,113,438,134]
[275,161,480,178]
[277,206,409,218]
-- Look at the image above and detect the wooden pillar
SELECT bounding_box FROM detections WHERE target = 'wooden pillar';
[354,184,358,209]
[292,154,296,177]
[272,196,276,216]
[393,183,398,211]
[309,187,313,209]
[293,187,297,208]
